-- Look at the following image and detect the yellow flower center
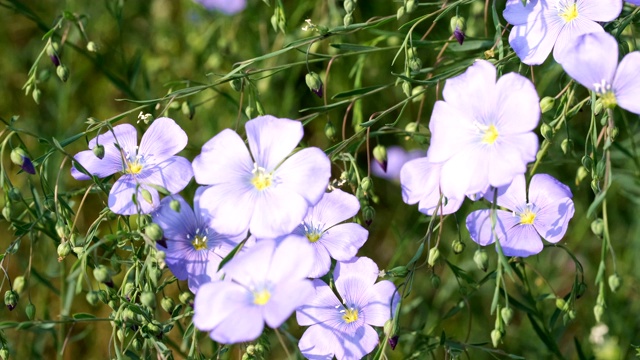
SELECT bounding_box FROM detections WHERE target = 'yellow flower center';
[126,161,143,174]
[253,289,271,305]
[251,164,273,191]
[191,235,208,251]
[306,231,321,243]
[342,308,359,323]
[560,3,578,23]
[519,209,536,225]
[482,124,499,145]
[600,91,617,109]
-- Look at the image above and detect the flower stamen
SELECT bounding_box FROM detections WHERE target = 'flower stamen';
[253,289,271,305]
[342,307,359,323]
[251,163,273,191]
[559,2,578,23]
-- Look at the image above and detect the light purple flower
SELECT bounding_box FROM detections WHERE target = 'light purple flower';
[71,118,193,215]
[466,174,574,257]
[427,60,539,200]
[291,189,368,278]
[196,0,247,14]
[400,156,464,216]
[297,257,399,360]
[152,187,245,292]
[192,115,331,238]
[558,32,640,115]
[628,0,640,5]
[193,237,314,344]
[504,0,622,65]
[371,146,425,181]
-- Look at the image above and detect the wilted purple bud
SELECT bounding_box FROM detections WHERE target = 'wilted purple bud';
[50,55,61,67]
[450,16,466,45]
[10,148,35,174]
[389,335,399,350]
[453,28,465,45]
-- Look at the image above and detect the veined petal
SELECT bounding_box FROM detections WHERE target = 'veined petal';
[321,223,368,261]
[208,305,264,344]
[308,242,332,278]
[503,0,541,25]
[199,182,254,236]
[439,145,489,200]
[152,194,197,240]
[186,250,224,292]
[274,147,331,206]
[501,224,544,257]
[71,149,122,180]
[246,116,303,170]
[192,129,253,186]
[297,279,342,326]
[334,257,379,303]
[360,280,398,327]
[89,123,138,154]
[142,156,193,194]
[466,209,514,246]
[305,189,360,229]
[441,60,497,124]
[427,101,480,164]
[508,12,564,65]
[298,325,337,360]
[400,157,437,205]
[486,135,537,190]
[264,279,314,328]
[222,238,274,285]
[108,177,160,215]
[418,194,463,216]
[534,197,574,243]
[495,72,540,134]
[613,52,640,115]
[528,174,573,206]
[559,32,617,91]
[249,187,309,238]
[494,174,527,211]
[553,17,605,64]
[577,0,622,22]
[334,324,379,360]
[270,235,315,282]
[139,117,188,162]
[193,281,247,330]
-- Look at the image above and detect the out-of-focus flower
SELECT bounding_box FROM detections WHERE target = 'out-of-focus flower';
[152,187,245,292]
[466,174,574,257]
[297,257,399,360]
[71,118,193,215]
[427,60,539,200]
[371,146,425,181]
[503,0,622,65]
[192,115,331,238]
[558,32,640,114]
[291,189,368,278]
[196,0,247,14]
[193,237,314,344]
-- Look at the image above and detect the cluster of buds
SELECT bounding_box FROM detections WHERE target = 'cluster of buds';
[343,0,357,27]
[397,0,419,18]
[270,4,286,33]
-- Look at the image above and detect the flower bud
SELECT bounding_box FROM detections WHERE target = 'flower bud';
[405,0,418,13]
[86,41,98,52]
[576,282,587,299]
[148,267,161,288]
[86,291,99,306]
[9,148,35,174]
[452,239,465,254]
[501,307,513,326]
[360,176,373,192]
[539,96,555,113]
[387,266,409,278]
[46,41,59,57]
[12,276,25,294]
[402,81,412,97]
[57,242,71,261]
[179,291,194,305]
[608,273,621,292]
[230,77,243,92]
[324,121,337,141]
[145,223,164,242]
[430,274,441,288]
[473,249,488,272]
[575,166,588,186]
[169,199,181,213]
[140,291,156,309]
[25,303,35,320]
[0,347,8,360]
[593,304,604,323]
[93,265,112,286]
[181,101,195,120]
[32,88,41,104]
[161,297,175,313]
[594,99,603,115]
[305,72,323,98]
[590,219,604,237]
[453,28,465,45]
[450,16,466,45]
[363,205,375,227]
[397,6,405,19]
[140,188,153,205]
[427,247,439,267]
[344,0,355,13]
[555,298,567,311]
[408,57,422,72]
[56,65,69,82]
[343,13,353,27]
[92,144,105,159]
[4,290,18,311]
[540,123,553,140]
[581,155,593,171]
[490,329,502,347]
[373,145,388,172]
[561,138,573,155]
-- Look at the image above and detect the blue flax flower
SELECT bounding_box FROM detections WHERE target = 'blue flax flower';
[291,189,368,278]
[504,0,622,65]
[466,174,575,257]
[193,237,314,344]
[371,146,425,182]
[196,0,246,14]
[152,187,245,292]
[71,118,193,215]
[192,115,331,238]
[296,257,399,360]
[558,32,640,114]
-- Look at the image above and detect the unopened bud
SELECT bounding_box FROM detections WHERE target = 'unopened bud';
[10,148,28,167]
[4,290,18,311]
[230,77,243,92]
[452,239,465,254]
[344,0,355,13]
[140,188,153,204]
[427,247,440,267]
[372,145,388,173]
[581,155,593,171]
[56,65,69,82]
[608,273,621,292]
[474,249,489,272]
[86,291,99,306]
[32,88,41,104]
[161,297,175,313]
[405,0,418,13]
[140,291,156,309]
[594,99,603,115]
[343,13,353,27]
[501,307,513,326]
[145,223,164,242]
[590,219,604,237]
[170,199,181,212]
[396,6,405,19]
[575,166,588,186]
[540,123,553,140]
[408,57,422,72]
[449,16,466,33]
[93,265,112,285]
[555,298,567,311]
[540,96,555,113]
[93,144,105,159]
[593,304,604,323]
[46,41,59,57]
[181,101,195,120]
[360,176,373,192]
[0,347,8,360]
[561,138,573,155]
[324,121,337,141]
[25,303,35,320]
[179,291,194,305]
[305,72,323,98]
[12,276,25,294]
[491,329,502,347]
[2,206,10,221]
[57,242,71,261]
[430,274,440,288]
[86,41,98,52]
[453,28,465,45]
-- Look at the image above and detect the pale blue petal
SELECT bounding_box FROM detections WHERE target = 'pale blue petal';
[193,281,247,330]
[503,0,541,25]
[270,235,315,282]
[108,177,160,215]
[321,223,368,261]
[71,149,122,180]
[246,115,303,171]
[333,324,379,360]
[441,60,497,124]
[222,239,274,285]
[142,156,193,194]
[553,17,604,64]
[577,0,622,22]
[139,117,188,163]
[495,72,540,134]
[304,189,360,229]
[558,32,617,91]
[528,174,573,206]
[274,147,331,206]
[192,128,253,186]
[298,325,337,360]
[308,242,332,278]
[508,11,564,65]
[335,257,379,305]
[296,279,342,326]
[152,194,196,241]
[427,101,479,164]
[534,197,574,244]
[199,182,254,237]
[360,280,398,327]
[197,0,247,14]
[400,157,436,205]
[249,187,309,238]
[501,224,544,257]
[613,52,640,115]
[439,144,489,200]
[494,174,527,211]
[372,146,425,181]
[208,305,264,344]
[264,279,314,328]
[466,209,514,246]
